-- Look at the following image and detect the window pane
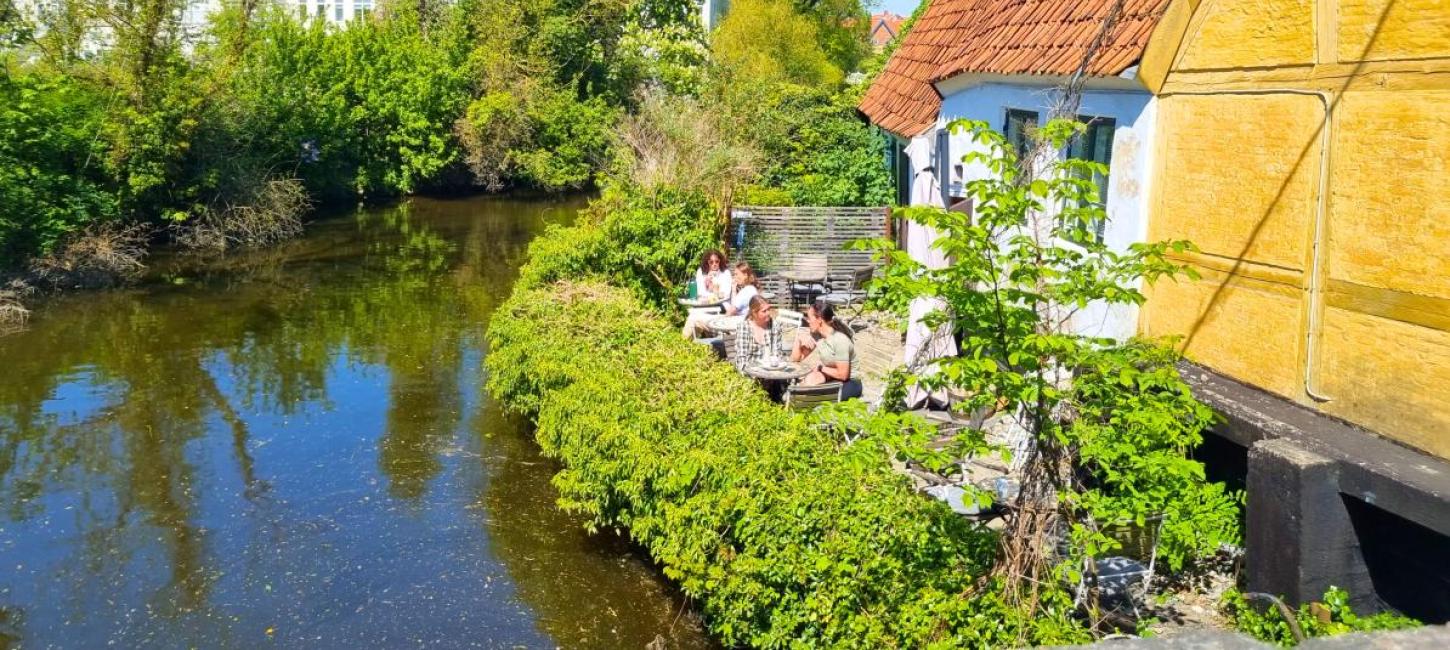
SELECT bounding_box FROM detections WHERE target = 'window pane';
[1069,116,1116,244]
[1004,109,1039,159]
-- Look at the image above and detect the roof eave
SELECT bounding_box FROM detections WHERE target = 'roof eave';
[932,70,1153,97]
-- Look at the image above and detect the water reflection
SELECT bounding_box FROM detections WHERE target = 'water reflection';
[0,196,711,649]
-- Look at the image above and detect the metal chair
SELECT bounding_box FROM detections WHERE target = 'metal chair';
[821,266,874,328]
[785,382,843,411]
[776,308,805,330]
[785,254,830,307]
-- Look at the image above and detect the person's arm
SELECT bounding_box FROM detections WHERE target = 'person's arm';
[724,286,754,315]
[819,359,851,382]
[789,330,814,362]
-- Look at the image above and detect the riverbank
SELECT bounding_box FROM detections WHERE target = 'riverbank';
[0,187,594,337]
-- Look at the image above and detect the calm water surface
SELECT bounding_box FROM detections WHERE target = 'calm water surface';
[0,196,711,649]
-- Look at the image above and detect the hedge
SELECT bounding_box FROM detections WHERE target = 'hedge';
[485,281,1091,648]
[515,188,719,309]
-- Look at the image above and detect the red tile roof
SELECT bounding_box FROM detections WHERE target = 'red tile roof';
[870,12,906,49]
[859,0,1170,137]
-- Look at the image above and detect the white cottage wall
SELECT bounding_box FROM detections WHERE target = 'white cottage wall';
[912,78,1157,340]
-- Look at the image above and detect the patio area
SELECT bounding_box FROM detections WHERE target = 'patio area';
[679,205,906,408]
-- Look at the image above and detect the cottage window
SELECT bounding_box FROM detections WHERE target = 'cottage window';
[1003,109,1039,158]
[1067,116,1116,244]
[335,2,343,20]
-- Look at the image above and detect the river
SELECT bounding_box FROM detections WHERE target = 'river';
[0,196,712,649]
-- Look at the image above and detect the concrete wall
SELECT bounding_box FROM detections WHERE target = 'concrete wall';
[912,78,1158,340]
[1138,0,1450,458]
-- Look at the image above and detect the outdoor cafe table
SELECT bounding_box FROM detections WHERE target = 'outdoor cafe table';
[741,360,811,382]
[678,296,723,308]
[705,315,744,335]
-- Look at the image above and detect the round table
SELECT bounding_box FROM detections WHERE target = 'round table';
[741,360,812,382]
[678,297,724,308]
[705,315,744,334]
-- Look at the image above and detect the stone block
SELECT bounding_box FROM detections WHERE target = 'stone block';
[1246,438,1374,609]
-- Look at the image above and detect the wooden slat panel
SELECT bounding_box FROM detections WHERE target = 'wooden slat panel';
[727,206,893,296]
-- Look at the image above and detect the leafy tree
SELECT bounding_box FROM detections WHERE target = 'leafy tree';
[792,0,870,75]
[615,16,708,95]
[511,86,619,190]
[0,73,118,262]
[770,91,892,206]
[849,119,1240,626]
[711,81,890,206]
[222,7,472,198]
[711,0,845,87]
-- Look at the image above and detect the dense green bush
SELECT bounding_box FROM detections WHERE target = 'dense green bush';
[487,281,1092,647]
[770,95,894,207]
[225,10,473,200]
[1,0,691,270]
[509,88,619,191]
[516,186,718,307]
[0,73,117,262]
[712,81,893,207]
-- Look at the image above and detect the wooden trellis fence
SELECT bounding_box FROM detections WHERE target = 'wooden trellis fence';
[726,206,893,298]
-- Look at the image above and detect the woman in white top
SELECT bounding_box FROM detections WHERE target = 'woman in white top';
[721,262,758,316]
[682,262,759,340]
[693,250,733,302]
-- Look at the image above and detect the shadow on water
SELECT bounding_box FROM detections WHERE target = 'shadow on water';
[0,195,712,649]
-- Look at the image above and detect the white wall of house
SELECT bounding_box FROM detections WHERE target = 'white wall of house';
[901,74,1158,341]
[13,0,375,57]
[701,0,730,31]
[294,0,377,25]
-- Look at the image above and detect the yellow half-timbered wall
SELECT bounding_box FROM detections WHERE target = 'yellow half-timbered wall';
[1137,0,1450,458]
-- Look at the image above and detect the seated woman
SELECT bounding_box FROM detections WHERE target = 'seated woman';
[789,300,862,400]
[734,296,783,369]
[692,250,733,302]
[682,262,759,340]
[721,262,759,316]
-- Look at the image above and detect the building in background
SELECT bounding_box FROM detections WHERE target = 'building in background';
[293,0,376,25]
[700,0,729,31]
[862,0,1450,622]
[11,0,374,53]
[859,0,1169,342]
[1135,0,1450,619]
[868,12,904,51]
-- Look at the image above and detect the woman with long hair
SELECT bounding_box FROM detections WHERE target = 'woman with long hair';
[682,262,759,340]
[790,299,862,399]
[734,295,782,369]
[694,250,732,301]
[721,262,758,316]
